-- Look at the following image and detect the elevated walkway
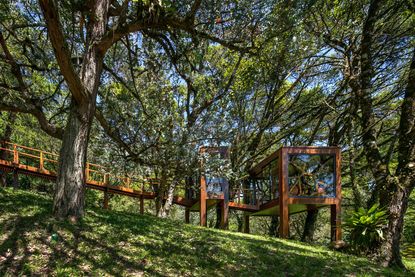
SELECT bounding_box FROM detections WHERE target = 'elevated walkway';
[0,142,342,241]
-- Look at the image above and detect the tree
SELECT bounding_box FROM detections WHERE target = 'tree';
[307,0,415,267]
[1,0,274,220]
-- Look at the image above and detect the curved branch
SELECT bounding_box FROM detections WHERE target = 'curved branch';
[39,0,85,103]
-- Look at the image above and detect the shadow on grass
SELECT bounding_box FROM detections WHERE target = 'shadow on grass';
[0,188,412,276]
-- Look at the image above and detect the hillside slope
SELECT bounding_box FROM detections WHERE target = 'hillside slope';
[0,188,413,276]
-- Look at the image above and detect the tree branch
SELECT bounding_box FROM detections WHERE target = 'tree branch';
[39,0,85,103]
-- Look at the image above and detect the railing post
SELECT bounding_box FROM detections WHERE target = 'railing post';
[104,173,109,186]
[39,152,44,171]
[103,173,110,209]
[139,179,144,214]
[86,163,90,182]
[13,144,19,164]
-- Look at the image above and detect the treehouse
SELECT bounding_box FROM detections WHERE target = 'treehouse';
[189,146,342,241]
[245,146,342,240]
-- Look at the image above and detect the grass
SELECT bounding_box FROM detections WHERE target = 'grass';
[0,188,414,276]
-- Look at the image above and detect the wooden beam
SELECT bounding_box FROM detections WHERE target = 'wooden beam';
[200,174,207,227]
[278,148,289,238]
[220,200,229,229]
[220,180,229,229]
[331,204,342,241]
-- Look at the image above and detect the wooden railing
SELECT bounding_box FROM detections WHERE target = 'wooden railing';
[0,141,177,195]
[0,141,59,172]
[230,187,257,205]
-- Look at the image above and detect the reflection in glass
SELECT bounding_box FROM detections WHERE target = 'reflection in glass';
[248,158,279,204]
[288,154,335,198]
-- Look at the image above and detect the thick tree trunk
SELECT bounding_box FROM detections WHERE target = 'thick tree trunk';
[378,186,411,267]
[53,102,95,220]
[0,112,16,187]
[301,209,318,242]
[40,0,110,221]
[378,47,415,267]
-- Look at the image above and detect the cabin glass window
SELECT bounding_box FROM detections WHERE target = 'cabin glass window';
[287,154,336,198]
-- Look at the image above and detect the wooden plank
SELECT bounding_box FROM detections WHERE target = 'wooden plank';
[228,202,259,212]
[288,197,338,205]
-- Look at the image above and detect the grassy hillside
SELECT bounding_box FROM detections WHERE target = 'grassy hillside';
[0,188,414,276]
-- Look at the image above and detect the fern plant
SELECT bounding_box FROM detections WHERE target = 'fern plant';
[345,203,388,254]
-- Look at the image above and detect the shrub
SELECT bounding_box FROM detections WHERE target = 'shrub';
[345,203,388,254]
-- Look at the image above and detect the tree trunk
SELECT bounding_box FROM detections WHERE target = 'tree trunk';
[0,112,16,187]
[53,101,95,220]
[378,47,415,267]
[379,186,412,267]
[158,180,176,218]
[301,209,318,242]
[40,0,111,221]
[269,216,279,237]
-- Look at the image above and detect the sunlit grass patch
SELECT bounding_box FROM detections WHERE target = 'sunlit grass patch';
[0,188,413,276]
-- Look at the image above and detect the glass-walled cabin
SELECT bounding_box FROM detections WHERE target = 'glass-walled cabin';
[246,146,341,240]
[248,147,340,203]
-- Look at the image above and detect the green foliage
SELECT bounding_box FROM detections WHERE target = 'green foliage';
[345,204,388,254]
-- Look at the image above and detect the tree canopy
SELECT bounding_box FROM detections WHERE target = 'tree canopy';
[0,0,414,269]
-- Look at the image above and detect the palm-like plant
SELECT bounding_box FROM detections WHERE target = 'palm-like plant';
[345,204,388,254]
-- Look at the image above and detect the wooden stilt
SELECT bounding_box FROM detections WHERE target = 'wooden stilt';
[185,208,190,224]
[279,148,289,238]
[331,204,342,241]
[103,190,109,209]
[220,200,229,229]
[12,169,18,189]
[103,173,109,209]
[220,180,229,229]
[243,214,250,234]
[140,195,144,214]
[200,173,207,226]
